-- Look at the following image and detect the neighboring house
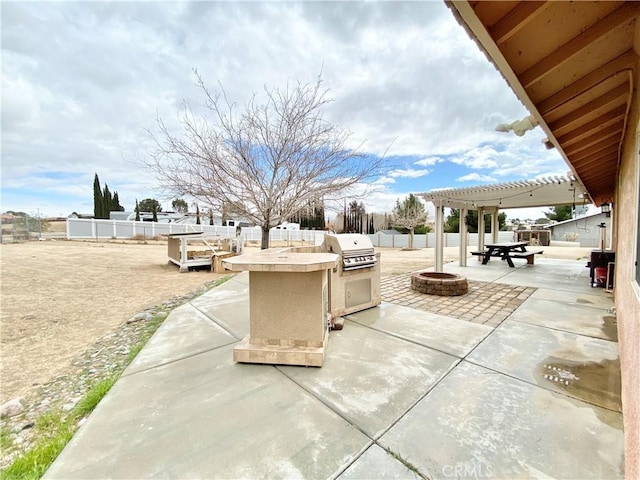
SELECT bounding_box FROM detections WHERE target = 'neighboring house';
[109,211,135,221]
[546,212,611,248]
[271,222,300,230]
[447,2,639,475]
[138,211,184,223]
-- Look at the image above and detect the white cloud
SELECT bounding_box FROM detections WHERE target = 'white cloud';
[414,157,444,167]
[372,177,396,185]
[449,145,499,170]
[0,1,570,216]
[456,173,497,182]
[388,168,431,179]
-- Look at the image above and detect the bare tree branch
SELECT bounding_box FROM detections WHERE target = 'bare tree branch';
[144,73,386,248]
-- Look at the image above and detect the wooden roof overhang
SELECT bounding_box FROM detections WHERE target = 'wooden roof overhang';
[447,1,639,206]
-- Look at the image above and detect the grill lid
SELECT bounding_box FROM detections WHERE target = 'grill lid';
[322,234,376,270]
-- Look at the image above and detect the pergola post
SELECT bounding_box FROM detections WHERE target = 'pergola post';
[459,206,468,267]
[477,207,485,261]
[435,200,444,272]
[491,207,500,243]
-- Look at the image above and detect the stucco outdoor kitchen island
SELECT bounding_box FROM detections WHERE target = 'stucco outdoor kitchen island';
[222,249,338,367]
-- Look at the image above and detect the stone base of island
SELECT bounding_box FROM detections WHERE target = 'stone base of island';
[222,248,338,367]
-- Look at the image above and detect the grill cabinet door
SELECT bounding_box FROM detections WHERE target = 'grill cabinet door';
[345,278,372,308]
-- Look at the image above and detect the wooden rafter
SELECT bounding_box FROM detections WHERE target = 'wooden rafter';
[537,51,638,114]
[581,172,618,188]
[563,123,624,157]
[519,3,640,88]
[490,1,547,44]
[557,105,627,146]
[571,143,620,165]
[579,168,617,183]
[548,83,630,134]
[578,152,618,172]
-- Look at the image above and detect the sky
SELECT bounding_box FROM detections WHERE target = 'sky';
[1,1,576,221]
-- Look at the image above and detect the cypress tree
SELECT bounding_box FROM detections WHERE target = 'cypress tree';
[209,209,214,225]
[196,204,201,224]
[221,204,228,226]
[93,173,102,219]
[135,199,140,221]
[317,204,324,229]
[112,192,124,212]
[152,203,158,222]
[103,184,112,219]
[343,201,347,232]
[93,173,125,217]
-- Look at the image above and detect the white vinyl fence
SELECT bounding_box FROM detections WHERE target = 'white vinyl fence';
[66,218,515,248]
[367,231,515,248]
[66,218,328,244]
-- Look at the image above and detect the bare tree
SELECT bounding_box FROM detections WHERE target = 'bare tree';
[145,72,385,249]
[392,194,428,250]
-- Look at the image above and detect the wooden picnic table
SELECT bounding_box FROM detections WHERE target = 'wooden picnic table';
[471,241,543,267]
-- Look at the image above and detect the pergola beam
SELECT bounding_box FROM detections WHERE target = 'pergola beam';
[420,175,590,271]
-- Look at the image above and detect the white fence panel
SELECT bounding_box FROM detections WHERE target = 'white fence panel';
[67,218,228,240]
[368,231,515,248]
[67,218,328,244]
[67,219,516,246]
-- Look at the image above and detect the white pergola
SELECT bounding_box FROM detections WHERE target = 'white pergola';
[419,176,591,271]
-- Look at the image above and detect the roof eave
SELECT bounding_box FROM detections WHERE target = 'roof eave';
[445,1,585,192]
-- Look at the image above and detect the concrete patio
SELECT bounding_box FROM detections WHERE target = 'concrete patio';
[43,255,623,479]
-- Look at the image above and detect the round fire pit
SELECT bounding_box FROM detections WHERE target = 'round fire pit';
[411,272,468,296]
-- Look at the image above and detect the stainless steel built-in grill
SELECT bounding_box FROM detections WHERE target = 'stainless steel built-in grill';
[322,234,381,316]
[327,236,377,271]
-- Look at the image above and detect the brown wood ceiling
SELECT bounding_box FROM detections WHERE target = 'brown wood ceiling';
[455,1,639,206]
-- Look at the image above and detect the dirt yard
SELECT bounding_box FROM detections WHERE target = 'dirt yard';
[0,240,224,403]
[0,239,593,404]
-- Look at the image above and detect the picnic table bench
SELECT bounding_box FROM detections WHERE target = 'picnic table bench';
[471,242,543,267]
[509,250,544,265]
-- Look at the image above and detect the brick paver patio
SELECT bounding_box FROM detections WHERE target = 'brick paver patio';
[381,272,536,328]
